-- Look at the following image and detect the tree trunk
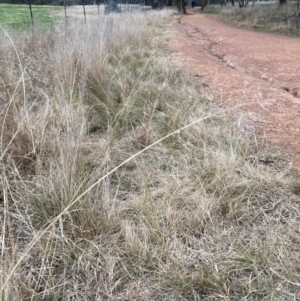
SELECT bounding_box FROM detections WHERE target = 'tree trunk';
[231,0,234,6]
[181,0,186,14]
[201,0,207,10]
[279,0,287,5]
[177,0,186,14]
[296,0,300,16]
[238,0,245,7]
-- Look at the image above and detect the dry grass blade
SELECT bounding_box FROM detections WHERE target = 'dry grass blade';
[0,109,229,294]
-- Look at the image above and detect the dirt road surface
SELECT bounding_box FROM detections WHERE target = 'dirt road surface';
[170,9,300,167]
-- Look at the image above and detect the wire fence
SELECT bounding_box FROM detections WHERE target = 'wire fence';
[0,0,160,29]
[0,0,250,29]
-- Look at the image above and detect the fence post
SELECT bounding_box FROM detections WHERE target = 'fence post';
[83,1,87,23]
[64,0,68,24]
[28,0,34,27]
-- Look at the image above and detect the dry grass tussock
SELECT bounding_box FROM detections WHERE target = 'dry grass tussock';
[1,9,300,301]
[221,2,300,36]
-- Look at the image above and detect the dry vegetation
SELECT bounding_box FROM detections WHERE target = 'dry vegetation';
[1,9,300,300]
[221,2,300,36]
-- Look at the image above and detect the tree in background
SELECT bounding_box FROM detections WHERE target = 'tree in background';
[104,0,121,14]
[296,0,300,17]
[238,0,248,8]
[181,0,186,13]
[174,0,186,14]
[200,0,206,10]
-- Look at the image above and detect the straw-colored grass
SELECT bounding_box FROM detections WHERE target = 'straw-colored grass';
[0,9,300,301]
[221,2,300,36]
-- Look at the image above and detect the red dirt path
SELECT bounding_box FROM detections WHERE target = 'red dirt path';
[170,9,300,167]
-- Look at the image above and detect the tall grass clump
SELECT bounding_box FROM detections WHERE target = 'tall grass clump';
[221,2,300,35]
[0,9,300,301]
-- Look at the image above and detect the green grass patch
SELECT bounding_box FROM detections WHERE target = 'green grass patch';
[0,4,63,30]
[202,4,222,14]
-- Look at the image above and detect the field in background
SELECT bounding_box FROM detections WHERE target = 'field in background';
[221,2,300,36]
[1,7,300,301]
[57,4,151,20]
[0,3,151,30]
[0,4,63,30]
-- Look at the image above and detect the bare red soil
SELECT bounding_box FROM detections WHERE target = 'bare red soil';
[170,9,300,167]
